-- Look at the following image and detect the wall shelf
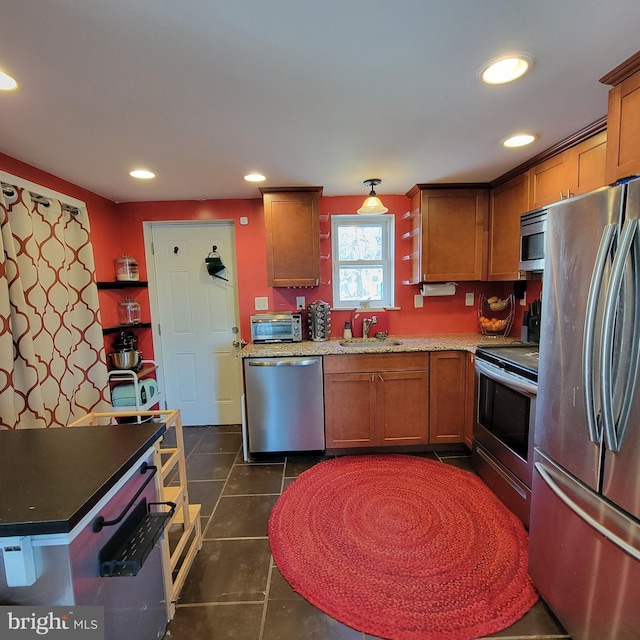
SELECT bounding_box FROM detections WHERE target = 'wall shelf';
[103,322,152,335]
[97,281,149,289]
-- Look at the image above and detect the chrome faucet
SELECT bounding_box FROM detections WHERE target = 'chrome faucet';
[362,315,378,338]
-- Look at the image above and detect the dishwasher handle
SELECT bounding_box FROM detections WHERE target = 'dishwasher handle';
[247,358,320,367]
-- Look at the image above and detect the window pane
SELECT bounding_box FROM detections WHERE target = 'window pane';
[338,266,384,302]
[337,225,382,261]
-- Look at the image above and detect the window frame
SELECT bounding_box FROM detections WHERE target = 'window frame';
[330,214,395,309]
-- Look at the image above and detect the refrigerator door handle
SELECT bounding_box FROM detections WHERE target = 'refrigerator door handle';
[583,223,617,443]
[535,461,640,562]
[601,218,640,451]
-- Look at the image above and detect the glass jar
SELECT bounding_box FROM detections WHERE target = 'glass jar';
[114,254,139,281]
[118,297,141,325]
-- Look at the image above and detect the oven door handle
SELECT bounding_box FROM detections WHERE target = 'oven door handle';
[475,359,537,396]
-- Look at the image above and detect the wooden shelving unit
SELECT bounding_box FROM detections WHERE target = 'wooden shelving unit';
[67,408,202,621]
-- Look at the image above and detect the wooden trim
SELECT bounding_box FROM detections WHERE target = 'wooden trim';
[406,116,608,195]
[259,186,323,195]
[490,116,608,188]
[599,50,640,86]
[406,182,491,197]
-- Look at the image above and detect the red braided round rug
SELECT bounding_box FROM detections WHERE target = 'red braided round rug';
[268,454,537,640]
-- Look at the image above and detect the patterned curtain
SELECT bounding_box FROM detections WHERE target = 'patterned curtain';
[0,182,109,429]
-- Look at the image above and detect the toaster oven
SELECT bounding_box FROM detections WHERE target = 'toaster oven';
[250,312,303,343]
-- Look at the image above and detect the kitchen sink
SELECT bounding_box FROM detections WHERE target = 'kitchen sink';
[339,338,403,348]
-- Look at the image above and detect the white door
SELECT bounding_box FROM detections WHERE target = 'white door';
[149,222,242,425]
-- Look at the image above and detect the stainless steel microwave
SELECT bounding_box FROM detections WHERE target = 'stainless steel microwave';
[250,312,303,343]
[520,208,547,272]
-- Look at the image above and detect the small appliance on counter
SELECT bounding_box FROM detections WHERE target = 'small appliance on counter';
[307,300,331,341]
[109,330,142,371]
[250,312,302,343]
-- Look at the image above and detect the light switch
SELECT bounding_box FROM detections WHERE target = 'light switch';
[255,297,269,310]
[465,293,474,307]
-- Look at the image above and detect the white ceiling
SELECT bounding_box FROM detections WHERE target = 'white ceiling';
[1,0,640,203]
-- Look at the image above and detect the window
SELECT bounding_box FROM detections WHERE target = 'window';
[331,214,394,309]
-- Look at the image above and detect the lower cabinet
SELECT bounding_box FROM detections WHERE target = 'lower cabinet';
[324,353,429,450]
[324,351,475,451]
[428,350,471,445]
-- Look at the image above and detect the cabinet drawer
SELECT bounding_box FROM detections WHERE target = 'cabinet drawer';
[323,352,429,374]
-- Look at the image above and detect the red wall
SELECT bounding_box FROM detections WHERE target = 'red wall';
[1,153,541,354]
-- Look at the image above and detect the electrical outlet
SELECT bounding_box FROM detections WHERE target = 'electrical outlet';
[255,296,269,311]
[414,294,424,308]
[296,296,306,310]
[465,293,474,307]
[520,292,527,307]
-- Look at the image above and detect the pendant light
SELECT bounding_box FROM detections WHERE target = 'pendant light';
[357,179,388,214]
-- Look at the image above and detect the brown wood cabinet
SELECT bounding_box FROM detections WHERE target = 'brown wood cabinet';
[261,187,322,287]
[428,351,468,444]
[527,152,571,209]
[405,186,489,282]
[528,132,607,209]
[488,173,530,280]
[601,53,640,185]
[464,352,476,449]
[324,353,429,450]
[570,130,607,195]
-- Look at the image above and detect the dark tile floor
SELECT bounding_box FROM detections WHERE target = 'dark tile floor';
[163,426,570,640]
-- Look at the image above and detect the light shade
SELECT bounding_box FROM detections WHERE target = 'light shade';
[129,169,156,179]
[502,134,536,148]
[0,70,18,91]
[357,179,388,214]
[479,54,534,85]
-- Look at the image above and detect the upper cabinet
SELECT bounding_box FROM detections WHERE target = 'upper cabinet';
[570,130,608,195]
[527,131,607,210]
[488,173,530,281]
[406,186,488,282]
[601,52,640,185]
[261,187,323,287]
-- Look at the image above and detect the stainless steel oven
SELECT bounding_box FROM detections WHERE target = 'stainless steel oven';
[472,345,538,527]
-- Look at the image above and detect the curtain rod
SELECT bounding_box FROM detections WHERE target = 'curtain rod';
[1,182,80,216]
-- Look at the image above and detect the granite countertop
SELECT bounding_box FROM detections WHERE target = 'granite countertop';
[239,333,517,358]
[0,422,166,537]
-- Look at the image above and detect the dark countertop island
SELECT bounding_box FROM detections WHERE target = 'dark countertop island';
[0,423,166,537]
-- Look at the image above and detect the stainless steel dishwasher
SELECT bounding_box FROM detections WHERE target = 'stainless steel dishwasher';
[244,356,325,453]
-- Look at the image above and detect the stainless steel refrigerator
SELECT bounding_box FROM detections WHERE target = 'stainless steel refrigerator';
[530,178,640,640]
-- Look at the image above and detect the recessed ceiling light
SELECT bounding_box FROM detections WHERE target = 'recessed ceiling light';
[129,169,156,180]
[502,134,537,148]
[244,173,266,182]
[0,70,18,91]
[479,54,534,85]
